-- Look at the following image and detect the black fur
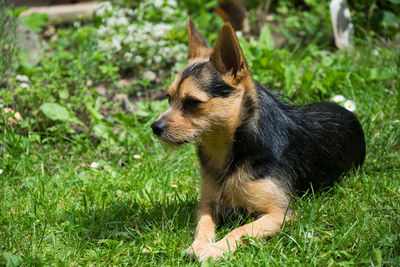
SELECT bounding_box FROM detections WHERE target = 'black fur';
[202,82,365,194]
[174,60,365,195]
[206,79,235,98]
[177,62,207,93]
[178,61,235,99]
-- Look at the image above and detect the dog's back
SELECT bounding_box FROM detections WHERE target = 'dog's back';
[238,85,366,194]
[287,100,365,192]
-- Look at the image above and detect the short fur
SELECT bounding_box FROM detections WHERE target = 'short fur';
[151,18,366,261]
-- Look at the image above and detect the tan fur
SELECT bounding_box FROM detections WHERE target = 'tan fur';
[174,77,210,102]
[188,172,290,261]
[210,23,247,75]
[217,168,290,212]
[187,18,212,61]
[184,23,292,261]
[161,74,245,151]
[156,20,291,261]
[197,212,287,261]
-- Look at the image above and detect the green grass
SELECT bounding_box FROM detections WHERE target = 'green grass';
[2,42,400,265]
[1,1,400,265]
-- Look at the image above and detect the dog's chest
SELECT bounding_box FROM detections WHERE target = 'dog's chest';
[209,168,288,216]
[214,168,255,211]
[217,179,246,208]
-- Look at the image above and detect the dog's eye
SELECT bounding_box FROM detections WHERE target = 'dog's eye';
[183,98,202,110]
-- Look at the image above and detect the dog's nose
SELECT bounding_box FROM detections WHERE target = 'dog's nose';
[151,120,167,136]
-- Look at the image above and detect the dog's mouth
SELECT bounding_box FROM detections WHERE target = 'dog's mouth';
[156,132,198,145]
[151,121,200,145]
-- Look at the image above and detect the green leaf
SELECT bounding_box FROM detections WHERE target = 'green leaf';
[8,6,29,17]
[85,102,104,122]
[40,103,82,125]
[19,12,49,32]
[92,123,116,141]
[2,252,22,267]
[367,68,395,81]
[380,11,399,27]
[284,64,299,96]
[258,25,274,50]
[373,248,383,267]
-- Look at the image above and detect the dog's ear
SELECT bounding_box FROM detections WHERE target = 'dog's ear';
[210,23,247,77]
[187,17,212,60]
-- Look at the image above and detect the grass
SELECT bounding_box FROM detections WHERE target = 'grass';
[2,43,400,266]
[1,2,400,266]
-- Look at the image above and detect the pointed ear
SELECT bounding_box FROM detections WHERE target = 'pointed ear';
[210,23,247,76]
[187,17,212,60]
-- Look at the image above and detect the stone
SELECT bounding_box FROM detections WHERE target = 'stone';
[94,84,107,96]
[113,93,128,102]
[118,78,134,88]
[330,0,353,49]
[15,22,49,64]
[143,70,157,82]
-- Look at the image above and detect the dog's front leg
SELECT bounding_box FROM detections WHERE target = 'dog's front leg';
[198,211,287,261]
[185,175,218,258]
[185,205,216,258]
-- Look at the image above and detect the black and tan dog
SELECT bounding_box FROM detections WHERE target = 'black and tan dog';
[151,18,365,261]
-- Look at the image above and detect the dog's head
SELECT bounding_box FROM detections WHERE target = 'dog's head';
[151,18,254,145]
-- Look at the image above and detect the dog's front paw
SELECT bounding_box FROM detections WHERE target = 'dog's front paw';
[197,242,227,262]
[184,240,211,259]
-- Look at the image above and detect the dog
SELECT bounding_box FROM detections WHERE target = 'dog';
[151,18,365,261]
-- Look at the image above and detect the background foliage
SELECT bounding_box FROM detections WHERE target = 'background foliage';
[0,0,15,86]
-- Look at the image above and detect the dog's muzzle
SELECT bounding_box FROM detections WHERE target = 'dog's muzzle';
[151,120,167,136]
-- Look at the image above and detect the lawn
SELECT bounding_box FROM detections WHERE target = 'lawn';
[1,0,400,266]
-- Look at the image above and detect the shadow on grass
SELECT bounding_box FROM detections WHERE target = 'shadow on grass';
[61,195,199,242]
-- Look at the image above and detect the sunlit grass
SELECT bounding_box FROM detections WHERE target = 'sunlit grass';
[1,5,400,266]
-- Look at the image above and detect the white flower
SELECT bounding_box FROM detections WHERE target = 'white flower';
[332,95,345,103]
[106,17,128,27]
[111,39,122,51]
[125,9,135,16]
[16,74,29,82]
[344,100,356,112]
[134,55,143,63]
[127,25,137,34]
[90,162,100,168]
[305,231,313,240]
[106,17,116,27]
[123,35,134,44]
[0,169,3,175]
[167,0,177,7]
[124,52,133,60]
[20,82,30,88]
[97,25,109,36]
[133,155,141,160]
[154,55,162,64]
[116,17,129,26]
[164,7,174,16]
[96,1,112,16]
[153,0,164,8]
